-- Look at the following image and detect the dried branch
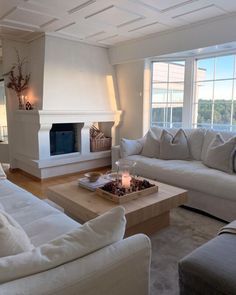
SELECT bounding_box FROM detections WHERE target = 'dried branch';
[3,49,30,97]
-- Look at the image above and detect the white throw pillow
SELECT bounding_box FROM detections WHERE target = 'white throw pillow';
[0,164,6,180]
[204,134,236,174]
[184,128,206,160]
[141,129,160,158]
[120,138,143,158]
[0,210,34,258]
[160,129,190,160]
[0,206,126,284]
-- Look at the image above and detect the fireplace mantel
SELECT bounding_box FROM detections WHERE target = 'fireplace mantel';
[15,109,122,124]
[13,109,122,179]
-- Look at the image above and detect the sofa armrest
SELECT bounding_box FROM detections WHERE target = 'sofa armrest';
[112,145,121,171]
[0,234,151,295]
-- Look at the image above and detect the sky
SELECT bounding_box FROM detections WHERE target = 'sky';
[197,55,236,102]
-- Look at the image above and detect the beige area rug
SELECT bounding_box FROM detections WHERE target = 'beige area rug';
[150,207,226,295]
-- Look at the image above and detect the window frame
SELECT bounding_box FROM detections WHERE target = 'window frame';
[149,50,236,131]
[150,59,186,128]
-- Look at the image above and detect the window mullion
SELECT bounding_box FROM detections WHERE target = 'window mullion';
[211,58,216,129]
[183,57,194,128]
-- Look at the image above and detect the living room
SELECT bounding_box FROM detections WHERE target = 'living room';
[0,0,236,294]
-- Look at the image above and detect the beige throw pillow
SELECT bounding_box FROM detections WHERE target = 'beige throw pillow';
[0,210,34,258]
[120,138,143,158]
[0,207,126,284]
[204,134,236,174]
[160,129,190,160]
[141,130,160,158]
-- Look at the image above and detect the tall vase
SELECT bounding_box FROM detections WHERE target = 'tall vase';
[17,93,24,110]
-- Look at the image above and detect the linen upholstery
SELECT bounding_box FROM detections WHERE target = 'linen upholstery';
[141,129,160,158]
[0,210,34,257]
[0,178,151,294]
[0,234,151,295]
[0,180,79,246]
[204,134,236,173]
[160,129,190,160]
[0,207,126,284]
[184,128,205,160]
[0,164,6,180]
[120,138,143,158]
[127,155,236,203]
[218,220,236,235]
[179,234,236,295]
[201,129,236,161]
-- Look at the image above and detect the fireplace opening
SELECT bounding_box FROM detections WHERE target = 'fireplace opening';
[50,123,77,156]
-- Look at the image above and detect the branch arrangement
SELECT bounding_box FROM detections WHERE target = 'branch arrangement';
[4,49,30,109]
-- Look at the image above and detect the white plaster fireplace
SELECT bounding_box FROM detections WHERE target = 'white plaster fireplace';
[13,109,121,179]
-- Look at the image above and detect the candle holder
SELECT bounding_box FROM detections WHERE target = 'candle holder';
[96,159,158,204]
[115,159,137,189]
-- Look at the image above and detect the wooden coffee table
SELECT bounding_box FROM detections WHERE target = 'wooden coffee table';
[46,179,187,236]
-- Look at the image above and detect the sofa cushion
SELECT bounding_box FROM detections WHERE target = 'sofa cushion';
[120,138,143,158]
[127,155,236,202]
[141,129,160,158]
[150,128,205,160]
[0,207,126,284]
[0,180,79,246]
[0,210,34,257]
[179,234,236,295]
[184,128,205,160]
[160,129,190,160]
[204,134,236,174]
[0,164,6,180]
[201,129,236,162]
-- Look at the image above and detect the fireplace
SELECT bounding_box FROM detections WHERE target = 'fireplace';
[50,123,76,156]
[13,110,122,179]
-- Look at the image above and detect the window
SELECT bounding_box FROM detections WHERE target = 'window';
[194,55,236,131]
[151,61,185,128]
[150,53,236,132]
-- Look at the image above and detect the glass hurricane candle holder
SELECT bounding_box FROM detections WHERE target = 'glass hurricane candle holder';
[115,159,137,190]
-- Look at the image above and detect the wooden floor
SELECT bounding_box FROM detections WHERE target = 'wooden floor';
[6,167,109,199]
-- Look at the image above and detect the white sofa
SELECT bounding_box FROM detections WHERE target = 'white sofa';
[112,128,236,222]
[0,178,151,295]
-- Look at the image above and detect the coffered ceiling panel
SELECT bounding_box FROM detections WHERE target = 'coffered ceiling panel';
[0,0,236,47]
[3,7,55,28]
[26,0,91,12]
[85,5,142,27]
[173,4,225,23]
[58,22,107,39]
[137,0,198,12]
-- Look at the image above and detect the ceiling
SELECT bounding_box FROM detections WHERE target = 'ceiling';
[0,0,236,47]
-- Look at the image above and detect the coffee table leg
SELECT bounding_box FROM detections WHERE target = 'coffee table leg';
[125,212,170,237]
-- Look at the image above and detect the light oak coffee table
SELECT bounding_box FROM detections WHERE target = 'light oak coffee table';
[46,179,188,236]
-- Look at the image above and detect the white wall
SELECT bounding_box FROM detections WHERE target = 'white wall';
[115,60,144,139]
[2,40,29,167]
[28,36,45,109]
[43,35,118,112]
[0,62,3,79]
[109,14,236,65]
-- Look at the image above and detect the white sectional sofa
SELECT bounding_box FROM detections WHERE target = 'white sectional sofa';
[0,177,151,295]
[112,128,236,222]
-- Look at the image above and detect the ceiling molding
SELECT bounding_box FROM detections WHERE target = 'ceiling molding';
[68,0,97,15]
[0,0,235,47]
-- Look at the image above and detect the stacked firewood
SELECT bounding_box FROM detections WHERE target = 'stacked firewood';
[90,125,106,140]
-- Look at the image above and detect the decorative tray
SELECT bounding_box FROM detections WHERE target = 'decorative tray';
[96,178,158,204]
